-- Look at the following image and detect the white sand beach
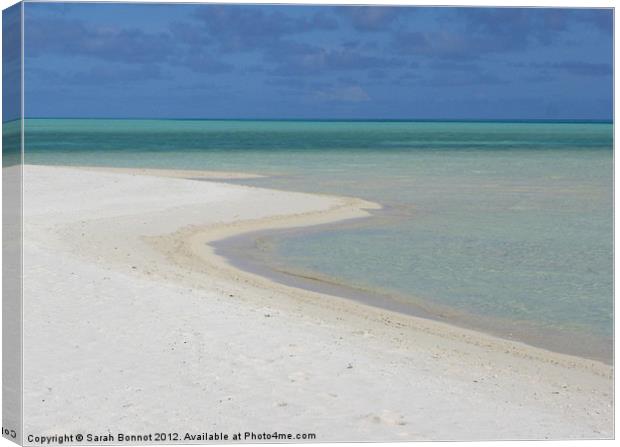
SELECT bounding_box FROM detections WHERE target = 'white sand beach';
[21,164,613,441]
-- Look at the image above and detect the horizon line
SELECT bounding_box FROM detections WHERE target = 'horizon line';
[10,117,614,124]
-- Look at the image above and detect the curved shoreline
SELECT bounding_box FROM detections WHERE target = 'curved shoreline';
[35,164,612,371]
[143,181,612,375]
[212,224,613,364]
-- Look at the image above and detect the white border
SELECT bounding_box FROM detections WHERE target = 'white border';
[0,2,616,447]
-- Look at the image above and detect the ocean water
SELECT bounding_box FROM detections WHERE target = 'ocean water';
[24,119,613,361]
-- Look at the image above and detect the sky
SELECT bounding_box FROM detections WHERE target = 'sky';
[19,2,614,120]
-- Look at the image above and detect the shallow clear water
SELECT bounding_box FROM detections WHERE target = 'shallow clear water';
[25,119,613,359]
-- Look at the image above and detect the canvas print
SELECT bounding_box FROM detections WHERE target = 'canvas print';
[1,1,614,444]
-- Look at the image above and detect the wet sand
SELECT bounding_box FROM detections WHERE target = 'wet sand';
[212,222,613,363]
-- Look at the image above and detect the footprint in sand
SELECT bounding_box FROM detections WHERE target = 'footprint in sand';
[288,371,309,382]
[361,410,407,426]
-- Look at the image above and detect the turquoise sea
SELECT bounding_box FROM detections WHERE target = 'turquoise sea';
[23,119,613,361]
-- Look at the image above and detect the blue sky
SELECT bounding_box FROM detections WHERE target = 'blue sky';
[22,2,613,120]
